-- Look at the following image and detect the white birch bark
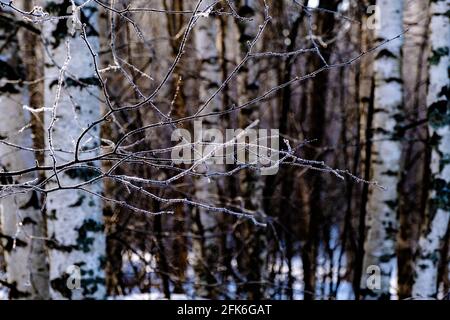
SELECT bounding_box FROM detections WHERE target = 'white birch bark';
[360,0,404,299]
[41,0,106,299]
[192,0,223,298]
[0,7,49,299]
[412,0,450,299]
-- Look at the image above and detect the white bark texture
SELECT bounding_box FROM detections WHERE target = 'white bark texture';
[192,0,223,298]
[41,0,106,299]
[361,0,404,299]
[0,9,49,299]
[412,0,450,299]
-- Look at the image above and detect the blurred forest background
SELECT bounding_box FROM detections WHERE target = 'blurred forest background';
[0,0,449,300]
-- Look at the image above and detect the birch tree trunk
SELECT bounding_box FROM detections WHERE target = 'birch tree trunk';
[192,0,223,299]
[412,0,450,299]
[235,0,268,299]
[0,6,49,299]
[397,0,429,299]
[360,0,404,300]
[353,0,376,299]
[41,0,106,299]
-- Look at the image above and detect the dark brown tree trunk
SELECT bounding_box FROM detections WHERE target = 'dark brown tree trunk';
[302,0,339,300]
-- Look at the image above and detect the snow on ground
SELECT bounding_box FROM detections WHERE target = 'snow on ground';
[0,227,406,300]
[0,286,7,300]
[119,234,360,300]
[109,293,188,300]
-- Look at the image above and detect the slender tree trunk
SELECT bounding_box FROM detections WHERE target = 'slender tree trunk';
[397,0,429,299]
[438,229,450,296]
[217,11,237,293]
[98,0,123,297]
[153,203,171,299]
[412,0,450,299]
[360,0,404,300]
[0,5,49,299]
[262,1,308,299]
[301,0,339,300]
[352,0,376,300]
[234,0,267,300]
[162,0,189,295]
[42,0,106,299]
[190,0,224,299]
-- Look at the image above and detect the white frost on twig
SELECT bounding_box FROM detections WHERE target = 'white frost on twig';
[195,7,213,18]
